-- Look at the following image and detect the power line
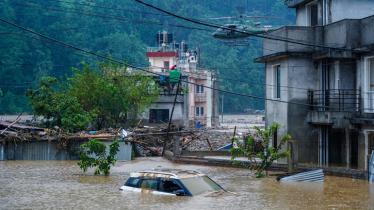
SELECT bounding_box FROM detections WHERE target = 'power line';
[0,1,214,33]
[0,17,368,111]
[134,0,373,54]
[29,0,172,17]
[3,32,367,95]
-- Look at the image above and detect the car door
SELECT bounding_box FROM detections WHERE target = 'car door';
[138,178,176,196]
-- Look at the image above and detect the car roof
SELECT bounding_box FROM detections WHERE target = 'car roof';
[130,169,205,179]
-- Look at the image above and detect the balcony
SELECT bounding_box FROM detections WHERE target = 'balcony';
[146,46,177,52]
[195,92,207,102]
[308,89,360,111]
[307,89,360,128]
[184,68,209,79]
[146,46,177,58]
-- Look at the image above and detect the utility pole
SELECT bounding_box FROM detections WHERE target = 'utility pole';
[162,73,182,156]
[222,93,224,124]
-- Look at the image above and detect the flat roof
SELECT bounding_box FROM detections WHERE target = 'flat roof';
[131,169,204,179]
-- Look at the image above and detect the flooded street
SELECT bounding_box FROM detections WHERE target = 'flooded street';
[1,157,374,209]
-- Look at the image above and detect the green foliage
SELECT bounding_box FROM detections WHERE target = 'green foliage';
[66,60,159,129]
[25,77,92,132]
[0,0,295,114]
[26,60,159,131]
[230,123,291,178]
[77,139,120,175]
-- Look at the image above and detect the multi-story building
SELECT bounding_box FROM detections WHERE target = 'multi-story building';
[255,0,374,170]
[141,32,220,128]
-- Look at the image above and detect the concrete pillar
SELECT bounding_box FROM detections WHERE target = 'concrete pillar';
[368,153,372,181]
[365,131,369,170]
[287,140,298,173]
[326,126,329,167]
[345,129,351,168]
[319,126,322,166]
[173,135,180,156]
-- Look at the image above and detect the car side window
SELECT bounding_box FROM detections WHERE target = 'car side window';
[140,179,158,190]
[160,180,182,194]
[125,178,139,187]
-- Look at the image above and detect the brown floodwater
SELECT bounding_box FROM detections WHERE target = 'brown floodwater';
[1,157,373,210]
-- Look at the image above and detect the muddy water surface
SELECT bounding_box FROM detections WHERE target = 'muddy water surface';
[1,157,373,210]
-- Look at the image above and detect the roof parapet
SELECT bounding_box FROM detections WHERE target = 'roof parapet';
[284,0,315,8]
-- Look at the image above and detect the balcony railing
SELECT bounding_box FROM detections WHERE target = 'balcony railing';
[147,46,177,52]
[195,92,207,102]
[159,87,184,96]
[308,89,360,111]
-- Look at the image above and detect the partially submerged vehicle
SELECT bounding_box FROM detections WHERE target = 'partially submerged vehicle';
[119,169,225,196]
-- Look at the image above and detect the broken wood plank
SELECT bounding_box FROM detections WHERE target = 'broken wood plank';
[1,118,21,135]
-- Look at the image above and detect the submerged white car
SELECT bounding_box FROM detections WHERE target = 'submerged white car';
[119,169,225,196]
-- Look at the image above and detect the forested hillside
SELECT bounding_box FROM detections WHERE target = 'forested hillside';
[0,0,295,114]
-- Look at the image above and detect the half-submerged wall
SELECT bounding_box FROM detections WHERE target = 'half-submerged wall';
[0,140,132,161]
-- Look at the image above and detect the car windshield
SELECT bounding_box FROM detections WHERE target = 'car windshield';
[180,176,222,195]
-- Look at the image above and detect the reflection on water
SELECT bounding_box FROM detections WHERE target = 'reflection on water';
[1,157,374,210]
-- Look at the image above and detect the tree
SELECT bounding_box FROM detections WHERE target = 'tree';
[25,77,92,132]
[66,60,159,129]
[26,60,159,131]
[230,123,291,178]
[77,139,120,175]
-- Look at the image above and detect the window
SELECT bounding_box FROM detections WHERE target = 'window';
[159,180,182,194]
[306,1,318,26]
[125,178,140,187]
[164,61,170,70]
[196,107,204,117]
[227,25,236,35]
[149,109,169,123]
[196,84,204,93]
[180,176,222,196]
[364,57,374,112]
[273,65,281,99]
[140,179,158,190]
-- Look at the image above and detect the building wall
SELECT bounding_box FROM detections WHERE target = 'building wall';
[295,0,374,26]
[287,57,319,163]
[329,0,374,24]
[207,74,212,127]
[149,57,177,72]
[266,57,319,163]
[265,58,289,152]
[141,103,184,125]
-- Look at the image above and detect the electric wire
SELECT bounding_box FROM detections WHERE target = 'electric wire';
[134,0,373,54]
[0,17,368,111]
[0,1,213,33]
[1,2,370,95]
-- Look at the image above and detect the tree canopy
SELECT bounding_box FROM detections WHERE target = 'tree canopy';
[26,61,159,131]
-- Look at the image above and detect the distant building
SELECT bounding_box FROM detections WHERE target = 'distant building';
[141,31,220,128]
[255,0,374,170]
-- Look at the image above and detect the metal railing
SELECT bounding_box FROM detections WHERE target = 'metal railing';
[159,87,184,96]
[147,46,177,52]
[308,89,360,111]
